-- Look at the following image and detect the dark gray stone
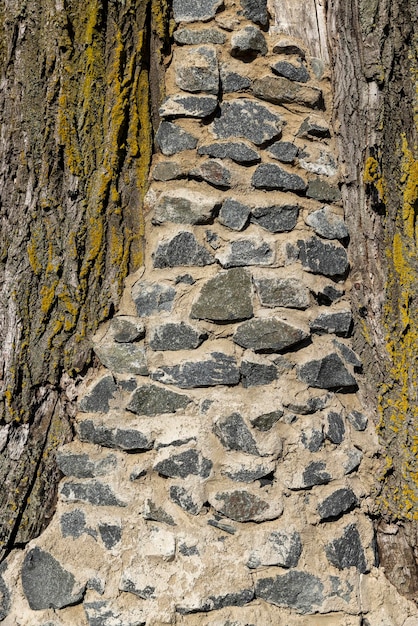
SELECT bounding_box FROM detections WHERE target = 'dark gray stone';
[176,273,195,285]
[215,413,259,454]
[173,0,223,23]
[132,281,175,316]
[344,448,363,474]
[267,141,299,163]
[272,61,310,83]
[318,488,358,521]
[272,39,306,56]
[153,231,215,268]
[22,547,85,610]
[286,392,331,415]
[156,121,198,156]
[151,352,240,388]
[56,452,117,478]
[255,571,324,613]
[240,0,268,25]
[307,179,341,202]
[253,76,323,109]
[248,531,302,569]
[347,410,368,431]
[220,68,252,93]
[177,589,254,614]
[212,490,275,522]
[251,204,299,232]
[207,519,237,534]
[60,481,126,507]
[79,375,117,413]
[174,45,219,94]
[149,323,206,351]
[198,142,260,164]
[179,543,199,556]
[191,268,253,321]
[302,461,332,488]
[110,317,145,343]
[325,524,367,572]
[159,94,218,118]
[298,237,349,277]
[219,239,274,268]
[170,485,201,515]
[143,499,176,525]
[250,410,283,431]
[206,229,220,249]
[94,343,148,376]
[99,524,121,549]
[60,509,86,539]
[252,164,307,193]
[219,199,252,231]
[225,464,274,483]
[241,359,277,387]
[333,340,362,368]
[190,159,231,188]
[0,574,10,621]
[325,412,345,444]
[233,317,309,352]
[298,116,330,139]
[127,384,190,416]
[230,26,267,59]
[154,188,219,225]
[301,428,324,452]
[255,277,309,309]
[174,28,226,45]
[310,311,353,337]
[212,99,282,145]
[297,353,357,390]
[306,206,348,240]
[318,284,345,304]
[78,420,153,452]
[155,449,212,479]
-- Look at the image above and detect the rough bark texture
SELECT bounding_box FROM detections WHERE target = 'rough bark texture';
[0,0,169,561]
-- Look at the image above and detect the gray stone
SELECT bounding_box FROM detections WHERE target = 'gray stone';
[152,352,240,388]
[99,524,121,549]
[173,0,223,23]
[318,488,358,521]
[225,464,274,483]
[56,452,117,478]
[178,543,199,555]
[233,317,309,352]
[302,461,332,488]
[22,547,85,610]
[150,323,206,351]
[190,159,231,188]
[255,277,309,309]
[79,375,117,413]
[333,340,362,368]
[132,281,175,316]
[174,27,226,45]
[206,229,220,249]
[301,428,324,452]
[214,413,259,454]
[191,268,253,321]
[272,61,310,83]
[250,410,283,431]
[299,148,338,177]
[310,57,326,79]
[0,573,10,622]
[298,237,349,277]
[306,206,348,240]
[252,164,307,193]
[212,490,278,522]
[152,162,185,183]
[159,94,218,118]
[272,38,306,57]
[207,519,237,534]
[218,238,274,268]
[251,204,299,233]
[298,116,330,139]
[60,509,86,539]
[344,448,363,474]
[307,178,341,202]
[154,449,212,479]
[212,99,281,145]
[310,311,353,337]
[153,231,215,268]
[110,317,145,343]
[286,392,331,414]
[255,571,324,613]
[325,524,367,572]
[177,589,254,614]
[241,359,277,387]
[298,353,357,390]
[94,343,148,376]
[174,45,219,94]
[267,141,299,163]
[60,481,126,507]
[154,188,220,225]
[219,199,252,230]
[198,142,260,164]
[230,26,267,59]
[240,0,268,26]
[248,531,302,569]
[143,499,176,525]
[127,384,190,416]
[155,121,198,156]
[220,68,252,93]
[176,273,195,285]
[347,410,368,431]
[84,601,146,626]
[318,284,345,304]
[325,411,345,444]
[78,420,153,452]
[253,76,323,109]
[170,485,202,515]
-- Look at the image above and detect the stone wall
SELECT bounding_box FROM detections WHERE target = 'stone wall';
[2,0,418,624]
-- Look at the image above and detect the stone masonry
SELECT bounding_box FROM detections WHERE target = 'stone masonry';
[2,1,418,625]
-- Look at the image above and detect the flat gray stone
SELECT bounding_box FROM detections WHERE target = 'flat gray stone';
[79,375,117,413]
[333,340,362,368]
[84,601,145,626]
[306,206,348,240]
[298,237,349,277]
[253,76,323,108]
[94,343,148,376]
[174,45,219,94]
[22,547,85,610]
[252,164,306,193]
[233,317,309,352]
[307,178,341,202]
[60,481,126,507]
[220,67,252,92]
[170,485,202,515]
[298,116,330,139]
[297,353,357,390]
[267,141,299,163]
[212,490,279,522]
[219,198,252,230]
[251,204,299,232]
[153,188,219,225]
[78,420,153,451]
[159,94,218,118]
[190,158,231,188]
[177,589,254,614]
[153,161,186,181]
[132,281,175,316]
[174,28,226,45]
[225,463,274,483]
[310,310,353,336]
[255,277,309,309]
[325,524,367,572]
[318,488,358,521]
[318,284,345,304]
[198,141,260,164]
[231,26,267,58]
[250,410,283,431]
[60,509,86,539]
[110,317,145,343]
[214,413,259,454]
[217,238,274,268]
[240,0,268,26]
[152,352,240,388]
[154,449,212,479]
[56,452,117,478]
[173,0,223,23]
[241,358,277,387]
[127,384,190,416]
[191,268,253,321]
[347,410,368,431]
[143,499,176,525]
[301,428,324,452]
[256,571,324,613]
[302,461,332,488]
[325,411,345,444]
[99,523,121,549]
[272,60,310,83]
[150,322,206,351]
[212,99,281,145]
[153,231,215,268]
[155,121,198,155]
